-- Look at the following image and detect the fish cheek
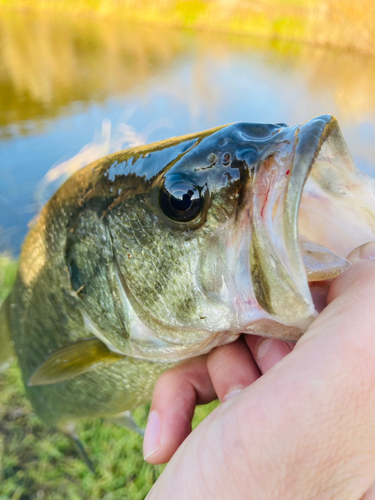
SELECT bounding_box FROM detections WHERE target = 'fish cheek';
[198,237,227,297]
[106,197,218,342]
[109,210,198,323]
[64,208,130,350]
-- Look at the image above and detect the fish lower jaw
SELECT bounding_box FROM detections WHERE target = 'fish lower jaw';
[234,308,317,342]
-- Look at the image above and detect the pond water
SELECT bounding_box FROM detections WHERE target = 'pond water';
[1,11,375,254]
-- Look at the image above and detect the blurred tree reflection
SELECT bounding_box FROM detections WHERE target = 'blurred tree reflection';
[0,13,187,135]
[1,12,375,140]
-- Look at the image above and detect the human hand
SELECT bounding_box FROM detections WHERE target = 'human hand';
[144,242,375,500]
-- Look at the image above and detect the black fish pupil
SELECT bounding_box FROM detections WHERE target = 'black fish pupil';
[170,191,193,212]
[159,184,202,222]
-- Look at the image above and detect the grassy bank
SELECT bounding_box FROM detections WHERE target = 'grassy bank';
[0,258,218,499]
[1,0,374,55]
[0,255,17,302]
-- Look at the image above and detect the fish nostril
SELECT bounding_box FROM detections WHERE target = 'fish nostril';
[222,152,232,166]
[207,152,217,165]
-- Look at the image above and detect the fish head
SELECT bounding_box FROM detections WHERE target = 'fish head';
[71,115,375,360]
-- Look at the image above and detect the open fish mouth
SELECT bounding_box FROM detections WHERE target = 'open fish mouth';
[247,114,375,340]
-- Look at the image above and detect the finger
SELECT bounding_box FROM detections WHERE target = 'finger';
[309,280,331,312]
[300,241,375,347]
[143,355,216,464]
[326,241,375,305]
[207,336,261,402]
[362,482,375,500]
[281,242,375,496]
[244,335,292,374]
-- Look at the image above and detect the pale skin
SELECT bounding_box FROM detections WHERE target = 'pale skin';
[143,242,375,500]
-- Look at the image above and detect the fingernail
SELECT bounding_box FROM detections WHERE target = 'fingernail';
[358,242,375,261]
[348,242,375,262]
[256,338,274,360]
[255,338,292,374]
[143,411,160,460]
[223,388,243,402]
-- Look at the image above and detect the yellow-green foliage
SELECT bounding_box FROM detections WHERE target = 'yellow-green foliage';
[0,0,374,55]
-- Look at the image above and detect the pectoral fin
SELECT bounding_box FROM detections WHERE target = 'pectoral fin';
[300,240,351,281]
[28,337,124,386]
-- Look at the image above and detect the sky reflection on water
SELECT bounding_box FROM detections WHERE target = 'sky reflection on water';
[1,12,375,253]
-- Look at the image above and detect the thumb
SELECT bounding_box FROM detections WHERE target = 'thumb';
[260,240,375,499]
[299,240,375,349]
[327,241,375,304]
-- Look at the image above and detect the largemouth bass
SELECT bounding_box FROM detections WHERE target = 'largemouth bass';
[1,115,375,448]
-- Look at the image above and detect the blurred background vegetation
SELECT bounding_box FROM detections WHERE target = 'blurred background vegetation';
[1,0,374,55]
[1,0,375,498]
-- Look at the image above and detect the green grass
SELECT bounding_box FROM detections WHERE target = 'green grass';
[0,255,18,302]
[0,257,219,499]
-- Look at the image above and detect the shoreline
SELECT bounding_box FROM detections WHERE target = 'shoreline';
[1,0,374,56]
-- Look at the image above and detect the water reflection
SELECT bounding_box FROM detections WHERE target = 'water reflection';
[0,11,375,253]
[0,12,187,137]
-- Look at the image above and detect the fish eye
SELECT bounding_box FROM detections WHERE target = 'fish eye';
[159,183,203,222]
